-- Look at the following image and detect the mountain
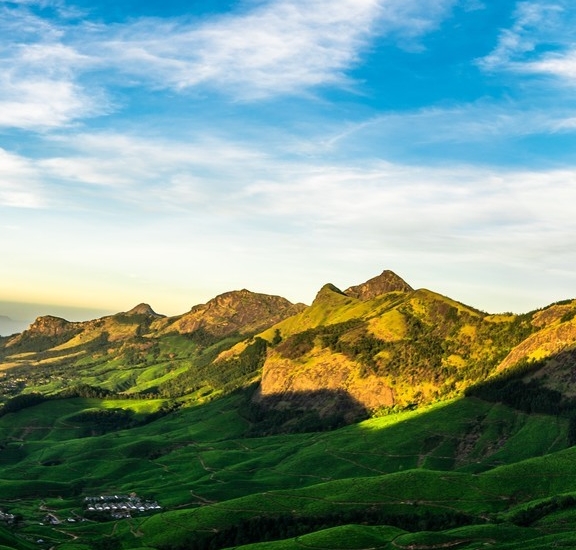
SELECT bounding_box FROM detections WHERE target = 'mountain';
[344,269,413,299]
[252,280,576,428]
[0,270,575,549]
[1,270,575,416]
[155,289,305,338]
[124,303,164,317]
[0,289,305,400]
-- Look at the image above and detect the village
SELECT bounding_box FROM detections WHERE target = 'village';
[83,494,162,520]
[38,493,162,527]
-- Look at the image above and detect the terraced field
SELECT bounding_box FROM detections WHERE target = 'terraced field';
[0,392,575,549]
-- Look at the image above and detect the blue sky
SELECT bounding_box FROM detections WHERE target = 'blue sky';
[1,0,576,328]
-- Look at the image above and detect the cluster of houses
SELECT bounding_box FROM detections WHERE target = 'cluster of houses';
[84,494,162,520]
[0,510,15,525]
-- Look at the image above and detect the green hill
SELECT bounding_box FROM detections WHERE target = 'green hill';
[0,394,575,549]
[0,270,575,549]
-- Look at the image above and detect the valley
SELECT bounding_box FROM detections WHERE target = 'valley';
[0,270,575,549]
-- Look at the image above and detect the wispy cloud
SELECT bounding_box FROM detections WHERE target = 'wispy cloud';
[0,5,106,129]
[478,1,567,71]
[21,129,576,260]
[478,0,576,88]
[521,50,576,84]
[239,161,576,282]
[35,132,268,212]
[3,125,574,312]
[0,0,458,130]
[96,0,457,98]
[0,149,45,207]
[88,0,383,99]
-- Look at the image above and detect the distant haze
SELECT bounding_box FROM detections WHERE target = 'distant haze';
[0,301,116,336]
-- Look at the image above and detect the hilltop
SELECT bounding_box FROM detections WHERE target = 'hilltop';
[1,269,575,422]
[0,270,575,549]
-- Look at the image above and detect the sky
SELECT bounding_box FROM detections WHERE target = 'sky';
[1,0,576,331]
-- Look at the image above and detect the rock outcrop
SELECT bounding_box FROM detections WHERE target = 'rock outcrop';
[160,289,305,338]
[344,269,413,300]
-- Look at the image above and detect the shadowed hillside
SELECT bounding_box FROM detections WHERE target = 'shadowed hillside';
[0,270,575,549]
[0,270,575,425]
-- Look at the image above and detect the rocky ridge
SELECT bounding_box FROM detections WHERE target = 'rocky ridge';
[157,289,305,338]
[344,269,413,300]
[1,270,576,429]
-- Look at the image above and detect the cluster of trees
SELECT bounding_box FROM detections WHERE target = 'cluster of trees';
[158,337,268,398]
[511,495,576,526]
[240,387,362,436]
[67,401,179,437]
[121,339,160,366]
[466,377,564,415]
[68,408,138,436]
[57,383,116,399]
[466,356,576,448]
[207,337,268,389]
[0,392,47,416]
[183,327,229,348]
[167,506,479,550]
[0,384,177,437]
[275,320,362,360]
[464,358,568,415]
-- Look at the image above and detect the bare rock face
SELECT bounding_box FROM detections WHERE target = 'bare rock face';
[345,270,413,301]
[124,303,164,317]
[6,315,80,350]
[497,319,576,373]
[21,315,73,337]
[256,347,395,419]
[163,289,305,338]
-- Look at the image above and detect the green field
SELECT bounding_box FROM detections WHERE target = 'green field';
[0,392,574,549]
[1,285,576,549]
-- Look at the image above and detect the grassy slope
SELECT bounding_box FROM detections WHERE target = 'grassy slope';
[0,393,574,549]
[1,290,576,549]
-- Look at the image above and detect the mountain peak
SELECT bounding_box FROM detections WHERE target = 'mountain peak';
[163,289,304,338]
[344,270,413,301]
[124,303,163,317]
[28,315,72,333]
[317,283,346,296]
[5,314,79,349]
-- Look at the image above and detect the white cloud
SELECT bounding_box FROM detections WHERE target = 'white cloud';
[241,161,576,269]
[18,128,576,255]
[521,49,576,83]
[477,1,576,92]
[0,0,458,128]
[479,1,566,71]
[0,149,44,207]
[48,130,576,263]
[3,127,575,313]
[0,6,105,129]
[35,132,269,213]
[90,0,383,98]
[0,75,95,129]
[75,0,456,99]
[477,0,576,90]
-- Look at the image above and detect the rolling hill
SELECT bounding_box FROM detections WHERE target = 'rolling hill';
[0,269,575,549]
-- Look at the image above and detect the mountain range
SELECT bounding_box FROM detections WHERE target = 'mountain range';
[0,269,575,549]
[2,269,575,423]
